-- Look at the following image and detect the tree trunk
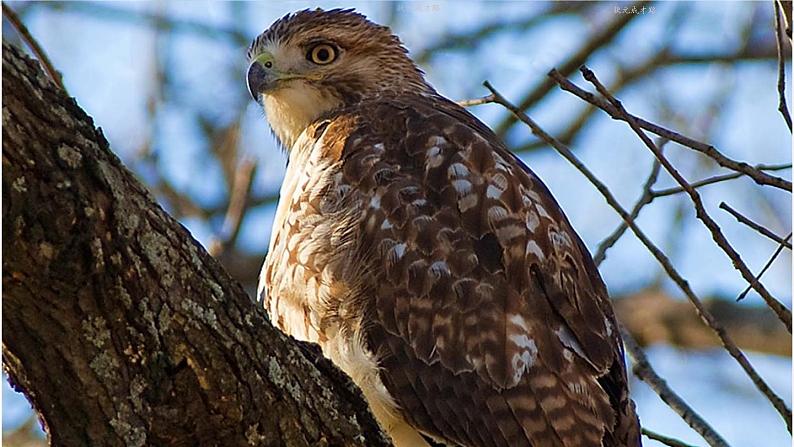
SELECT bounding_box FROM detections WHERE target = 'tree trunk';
[2,41,390,447]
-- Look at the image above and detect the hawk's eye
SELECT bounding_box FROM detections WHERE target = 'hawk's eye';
[308,44,337,65]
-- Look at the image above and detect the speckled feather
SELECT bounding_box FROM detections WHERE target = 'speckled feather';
[261,95,640,447]
[254,9,640,447]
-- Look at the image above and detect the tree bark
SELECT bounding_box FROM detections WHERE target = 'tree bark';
[2,41,390,447]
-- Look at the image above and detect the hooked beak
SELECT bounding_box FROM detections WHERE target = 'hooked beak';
[247,61,275,102]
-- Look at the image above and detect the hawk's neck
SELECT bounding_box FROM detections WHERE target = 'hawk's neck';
[263,85,342,150]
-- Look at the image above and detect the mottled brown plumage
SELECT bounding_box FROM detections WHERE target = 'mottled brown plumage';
[248,8,641,447]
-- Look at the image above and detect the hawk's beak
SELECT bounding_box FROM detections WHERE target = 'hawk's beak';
[247,61,277,102]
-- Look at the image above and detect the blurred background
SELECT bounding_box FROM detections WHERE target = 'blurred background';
[2,1,791,446]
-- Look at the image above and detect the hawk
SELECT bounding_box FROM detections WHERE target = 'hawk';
[247,9,641,447]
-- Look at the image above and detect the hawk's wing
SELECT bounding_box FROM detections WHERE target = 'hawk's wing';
[336,96,640,447]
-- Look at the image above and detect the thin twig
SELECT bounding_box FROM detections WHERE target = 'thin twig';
[777,0,793,40]
[579,66,792,338]
[512,43,780,154]
[415,2,588,64]
[457,94,495,108]
[651,163,792,197]
[33,1,247,45]
[514,49,673,154]
[209,158,258,257]
[773,0,793,131]
[581,67,791,432]
[488,76,793,427]
[482,79,781,442]
[512,4,691,155]
[621,325,728,447]
[548,69,792,192]
[2,2,65,91]
[221,158,258,247]
[719,202,792,249]
[594,156,662,266]
[736,233,792,301]
[204,191,280,216]
[493,1,648,138]
[641,428,699,447]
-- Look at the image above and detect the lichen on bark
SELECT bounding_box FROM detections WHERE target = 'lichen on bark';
[2,41,391,447]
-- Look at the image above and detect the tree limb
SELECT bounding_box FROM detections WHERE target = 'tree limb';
[492,1,649,138]
[621,326,729,447]
[2,2,65,91]
[719,202,792,249]
[578,65,792,334]
[773,0,793,131]
[481,78,792,433]
[548,69,793,192]
[2,41,390,447]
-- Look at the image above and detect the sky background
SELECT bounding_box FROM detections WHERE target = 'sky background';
[2,1,792,446]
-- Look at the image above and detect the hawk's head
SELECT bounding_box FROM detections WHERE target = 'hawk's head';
[247,8,433,148]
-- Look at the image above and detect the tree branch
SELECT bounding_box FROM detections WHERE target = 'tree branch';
[481,79,792,433]
[2,41,390,447]
[773,0,793,130]
[578,65,792,335]
[735,233,793,302]
[548,69,792,192]
[641,428,698,447]
[777,0,793,39]
[594,155,662,265]
[650,163,792,197]
[414,2,590,64]
[622,326,728,447]
[719,202,792,249]
[508,43,779,155]
[492,1,648,138]
[209,157,258,257]
[2,2,64,91]
[31,1,248,45]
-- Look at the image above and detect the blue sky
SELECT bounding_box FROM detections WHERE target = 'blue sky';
[3,2,791,445]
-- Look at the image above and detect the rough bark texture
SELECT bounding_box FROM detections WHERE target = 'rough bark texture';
[2,41,391,447]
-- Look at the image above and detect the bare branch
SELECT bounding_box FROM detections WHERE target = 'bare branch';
[578,66,792,335]
[482,79,793,433]
[594,157,662,265]
[777,0,793,39]
[641,428,698,447]
[204,191,280,217]
[594,108,789,267]
[32,1,248,45]
[414,2,589,64]
[510,44,780,154]
[651,164,792,197]
[773,0,793,130]
[548,69,792,192]
[2,2,65,91]
[622,324,728,447]
[209,158,258,256]
[457,94,496,108]
[492,1,649,138]
[736,233,793,301]
[719,202,792,249]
